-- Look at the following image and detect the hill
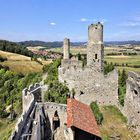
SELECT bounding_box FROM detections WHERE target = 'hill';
[19,40,63,48]
[0,50,45,74]
[19,40,140,48]
[0,40,33,57]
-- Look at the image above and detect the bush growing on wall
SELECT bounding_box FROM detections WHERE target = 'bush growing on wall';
[118,69,127,106]
[90,101,103,125]
[104,61,115,75]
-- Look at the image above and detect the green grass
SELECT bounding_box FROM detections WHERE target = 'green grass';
[0,119,15,140]
[100,105,140,140]
[103,105,127,123]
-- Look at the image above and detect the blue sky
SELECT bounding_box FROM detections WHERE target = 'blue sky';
[0,0,140,42]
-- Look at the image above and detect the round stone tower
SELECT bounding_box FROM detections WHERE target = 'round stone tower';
[87,22,104,72]
[63,38,70,59]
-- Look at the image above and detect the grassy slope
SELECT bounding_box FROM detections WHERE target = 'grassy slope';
[100,106,140,140]
[0,119,15,140]
[0,50,51,74]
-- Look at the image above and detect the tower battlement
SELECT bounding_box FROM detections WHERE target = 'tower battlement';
[88,22,103,44]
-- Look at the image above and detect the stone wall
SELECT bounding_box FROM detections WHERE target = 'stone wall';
[122,72,140,134]
[9,83,42,140]
[22,83,41,112]
[59,65,118,106]
[9,95,35,140]
[43,102,67,129]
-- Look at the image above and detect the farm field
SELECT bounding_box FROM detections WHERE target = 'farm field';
[47,46,140,74]
[105,55,140,66]
[29,44,140,74]
[46,46,87,54]
[105,55,140,74]
[0,50,51,74]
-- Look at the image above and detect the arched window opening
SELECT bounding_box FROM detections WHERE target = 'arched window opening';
[52,111,60,131]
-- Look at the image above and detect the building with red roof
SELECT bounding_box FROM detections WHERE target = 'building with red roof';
[67,98,101,140]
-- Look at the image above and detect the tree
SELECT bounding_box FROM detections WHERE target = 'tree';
[44,80,69,104]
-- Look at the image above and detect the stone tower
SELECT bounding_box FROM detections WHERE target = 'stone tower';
[87,22,104,72]
[63,38,70,59]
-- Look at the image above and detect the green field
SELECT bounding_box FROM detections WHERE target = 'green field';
[47,47,140,74]
[105,55,140,66]
[105,55,140,74]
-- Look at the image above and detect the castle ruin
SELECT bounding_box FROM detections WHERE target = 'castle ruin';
[59,22,118,106]
[9,23,140,139]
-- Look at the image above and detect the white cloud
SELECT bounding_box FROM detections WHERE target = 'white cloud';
[50,22,56,26]
[119,13,140,27]
[80,18,97,22]
[101,19,108,24]
[105,31,140,41]
[132,12,140,21]
[80,18,108,24]
[80,18,88,22]
[119,22,140,27]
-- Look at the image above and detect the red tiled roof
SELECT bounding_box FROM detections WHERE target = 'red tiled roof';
[67,99,101,138]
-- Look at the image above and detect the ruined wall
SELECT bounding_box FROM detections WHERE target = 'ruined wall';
[59,66,118,106]
[43,102,67,129]
[122,72,140,134]
[22,83,41,112]
[9,83,42,140]
[9,94,35,140]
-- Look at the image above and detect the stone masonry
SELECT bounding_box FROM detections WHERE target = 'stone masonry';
[58,22,119,106]
[63,38,70,59]
[87,23,104,72]
[122,72,140,134]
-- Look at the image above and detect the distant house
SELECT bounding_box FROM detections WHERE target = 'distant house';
[67,99,101,140]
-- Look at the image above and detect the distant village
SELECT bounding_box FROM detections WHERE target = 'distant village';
[31,49,62,60]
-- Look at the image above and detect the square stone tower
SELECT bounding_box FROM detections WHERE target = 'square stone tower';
[63,38,70,59]
[87,22,104,72]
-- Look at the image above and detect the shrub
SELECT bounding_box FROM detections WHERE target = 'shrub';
[104,61,115,75]
[90,101,103,125]
[44,80,69,104]
[118,69,127,106]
